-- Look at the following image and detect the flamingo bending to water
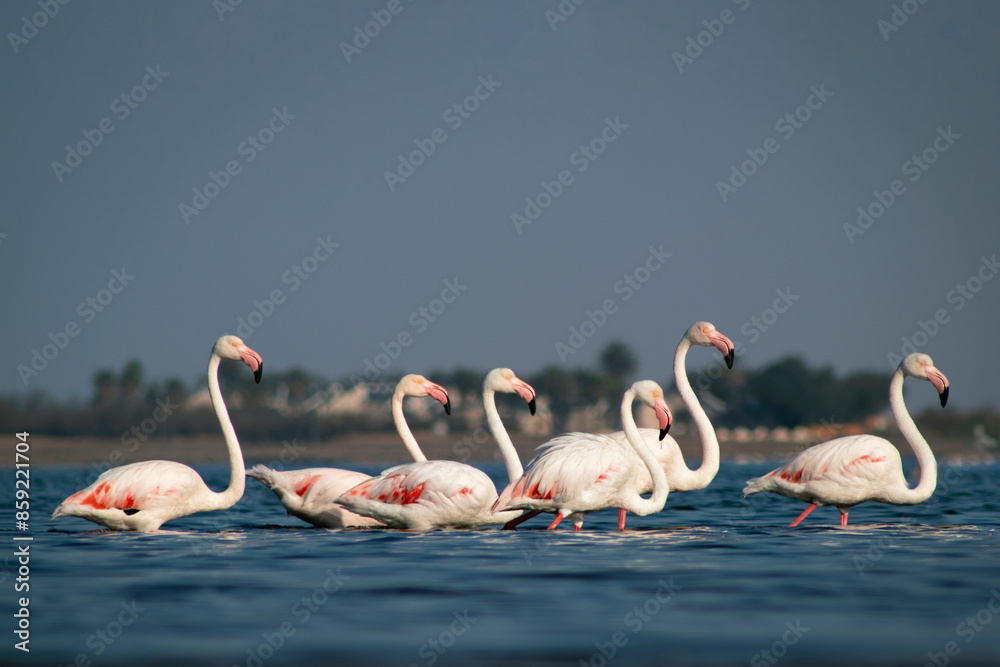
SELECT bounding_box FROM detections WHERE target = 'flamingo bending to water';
[247,375,450,528]
[504,321,733,531]
[493,381,672,531]
[743,352,949,527]
[334,369,535,529]
[52,335,262,531]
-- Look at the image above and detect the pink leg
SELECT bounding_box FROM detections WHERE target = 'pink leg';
[618,509,627,532]
[503,510,541,531]
[789,503,818,527]
[547,514,565,530]
[840,511,849,527]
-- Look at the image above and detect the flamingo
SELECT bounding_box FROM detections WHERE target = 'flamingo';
[493,380,672,531]
[52,335,263,531]
[246,374,451,528]
[742,352,949,527]
[334,368,536,529]
[504,321,734,531]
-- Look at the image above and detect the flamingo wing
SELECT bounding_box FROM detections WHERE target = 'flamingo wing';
[57,460,204,515]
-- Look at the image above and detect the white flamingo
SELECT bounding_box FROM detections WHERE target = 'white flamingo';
[52,335,263,531]
[493,380,672,531]
[504,321,733,531]
[743,352,949,527]
[334,368,536,529]
[246,374,451,528]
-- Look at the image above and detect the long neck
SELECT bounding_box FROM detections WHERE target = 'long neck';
[393,392,428,462]
[673,338,720,488]
[484,388,523,482]
[888,369,937,503]
[622,390,669,515]
[207,354,246,510]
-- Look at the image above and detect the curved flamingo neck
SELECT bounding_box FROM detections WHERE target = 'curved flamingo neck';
[673,337,720,489]
[392,392,428,463]
[888,369,937,503]
[207,353,246,510]
[622,389,669,514]
[484,387,523,482]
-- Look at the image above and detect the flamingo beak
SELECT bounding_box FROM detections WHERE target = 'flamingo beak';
[423,381,452,415]
[512,378,537,416]
[238,345,263,384]
[927,368,949,408]
[709,331,735,369]
[654,396,672,440]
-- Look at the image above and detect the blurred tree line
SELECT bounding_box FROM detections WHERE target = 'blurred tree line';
[0,342,991,440]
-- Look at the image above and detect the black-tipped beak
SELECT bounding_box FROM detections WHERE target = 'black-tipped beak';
[939,386,949,408]
[254,364,263,384]
[443,398,452,416]
[725,348,734,370]
[659,424,670,440]
[528,397,537,416]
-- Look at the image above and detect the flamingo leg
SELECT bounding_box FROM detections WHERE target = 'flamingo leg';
[547,513,565,530]
[503,510,542,531]
[789,503,818,527]
[840,511,849,527]
[618,509,627,532]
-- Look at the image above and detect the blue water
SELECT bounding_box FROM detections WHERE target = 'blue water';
[4,460,1000,666]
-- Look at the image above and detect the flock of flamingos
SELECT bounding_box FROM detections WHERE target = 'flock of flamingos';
[52,322,950,533]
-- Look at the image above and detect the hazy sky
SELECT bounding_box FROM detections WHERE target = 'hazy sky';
[3,1,998,414]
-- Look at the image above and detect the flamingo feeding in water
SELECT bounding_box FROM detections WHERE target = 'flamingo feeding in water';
[52,335,263,531]
[334,368,536,529]
[503,321,734,531]
[493,380,672,531]
[742,352,949,527]
[246,374,451,528]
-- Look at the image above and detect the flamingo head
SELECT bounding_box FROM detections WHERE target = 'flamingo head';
[686,321,735,369]
[631,380,673,440]
[485,368,537,415]
[901,353,949,407]
[214,335,263,383]
[397,374,451,415]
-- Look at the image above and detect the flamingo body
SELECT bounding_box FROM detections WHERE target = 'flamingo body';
[246,465,381,528]
[52,335,262,531]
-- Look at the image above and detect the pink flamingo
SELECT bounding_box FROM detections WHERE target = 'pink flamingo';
[493,380,672,531]
[52,335,262,531]
[743,352,949,527]
[504,321,734,531]
[334,368,536,529]
[246,374,451,528]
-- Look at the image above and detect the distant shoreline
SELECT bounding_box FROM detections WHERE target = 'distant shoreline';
[18,432,994,468]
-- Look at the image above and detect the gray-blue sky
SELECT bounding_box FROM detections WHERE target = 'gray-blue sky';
[2,1,998,413]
